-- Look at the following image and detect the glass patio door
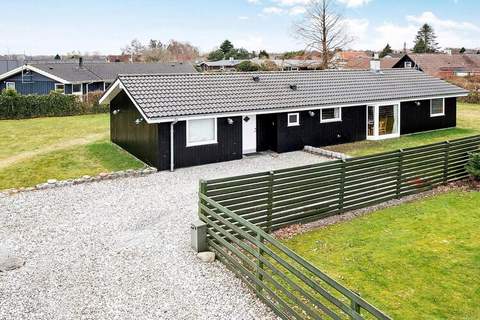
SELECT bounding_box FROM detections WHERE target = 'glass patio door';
[367,103,400,140]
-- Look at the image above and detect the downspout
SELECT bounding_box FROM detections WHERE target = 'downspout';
[170,120,178,172]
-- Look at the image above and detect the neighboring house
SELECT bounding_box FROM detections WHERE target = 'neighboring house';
[270,59,322,71]
[0,60,23,74]
[99,64,467,171]
[0,60,196,95]
[393,53,480,79]
[340,57,398,70]
[107,55,133,63]
[198,59,247,71]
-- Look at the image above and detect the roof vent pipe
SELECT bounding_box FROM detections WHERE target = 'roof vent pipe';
[253,76,260,82]
[79,57,83,68]
[290,84,298,91]
[370,53,381,73]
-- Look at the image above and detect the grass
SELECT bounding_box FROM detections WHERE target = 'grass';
[326,103,480,157]
[0,114,110,160]
[281,190,480,319]
[0,114,144,189]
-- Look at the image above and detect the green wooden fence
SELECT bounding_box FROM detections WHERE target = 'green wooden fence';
[197,135,480,319]
[199,193,392,319]
[201,135,480,232]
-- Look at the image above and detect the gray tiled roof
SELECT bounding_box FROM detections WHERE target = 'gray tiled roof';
[117,69,468,120]
[31,62,196,83]
[0,60,23,74]
[199,59,247,67]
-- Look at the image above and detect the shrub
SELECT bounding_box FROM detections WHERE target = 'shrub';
[236,61,260,72]
[465,151,480,181]
[0,89,108,119]
[447,76,480,104]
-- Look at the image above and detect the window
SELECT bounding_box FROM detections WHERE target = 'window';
[404,61,412,68]
[430,98,445,117]
[72,84,82,94]
[287,113,300,127]
[320,107,342,123]
[5,82,15,91]
[54,83,65,93]
[186,118,217,147]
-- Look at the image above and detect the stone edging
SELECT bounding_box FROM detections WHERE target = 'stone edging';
[0,167,157,196]
[304,145,350,160]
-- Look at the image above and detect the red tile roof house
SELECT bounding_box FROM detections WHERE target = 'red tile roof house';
[393,54,480,79]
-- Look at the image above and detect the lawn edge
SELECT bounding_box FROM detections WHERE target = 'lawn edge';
[0,166,157,197]
[273,180,477,239]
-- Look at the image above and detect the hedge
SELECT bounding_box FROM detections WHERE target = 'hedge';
[447,76,480,104]
[0,89,109,120]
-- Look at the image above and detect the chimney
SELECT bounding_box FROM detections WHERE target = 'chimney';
[229,57,234,61]
[370,53,381,73]
[79,57,83,68]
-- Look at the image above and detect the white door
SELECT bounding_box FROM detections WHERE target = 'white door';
[242,115,257,154]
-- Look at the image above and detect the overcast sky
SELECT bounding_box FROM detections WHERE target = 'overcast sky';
[1,0,479,56]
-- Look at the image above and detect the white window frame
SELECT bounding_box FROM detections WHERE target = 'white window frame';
[54,83,65,93]
[186,118,218,147]
[430,98,445,117]
[320,107,342,123]
[404,61,412,68]
[72,83,83,95]
[366,101,401,140]
[5,82,15,90]
[287,113,300,127]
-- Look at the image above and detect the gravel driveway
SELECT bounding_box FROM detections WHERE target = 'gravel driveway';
[0,151,325,320]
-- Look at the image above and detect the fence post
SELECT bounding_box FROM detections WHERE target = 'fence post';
[266,171,274,233]
[396,149,404,199]
[255,232,264,295]
[198,180,207,217]
[350,292,361,319]
[338,159,346,213]
[443,141,450,185]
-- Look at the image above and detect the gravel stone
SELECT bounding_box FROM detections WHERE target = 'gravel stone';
[0,151,327,319]
[197,252,215,263]
[0,256,25,272]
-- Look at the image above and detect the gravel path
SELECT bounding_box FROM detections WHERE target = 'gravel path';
[0,151,326,320]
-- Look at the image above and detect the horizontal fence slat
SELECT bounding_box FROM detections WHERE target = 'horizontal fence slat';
[198,134,480,320]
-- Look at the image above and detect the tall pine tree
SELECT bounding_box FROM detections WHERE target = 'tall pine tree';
[413,24,439,53]
[379,44,393,58]
[220,40,234,55]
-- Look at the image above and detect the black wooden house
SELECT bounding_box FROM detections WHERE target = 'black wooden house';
[99,68,468,171]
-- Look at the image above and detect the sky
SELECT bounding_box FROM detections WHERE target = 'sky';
[1,0,479,56]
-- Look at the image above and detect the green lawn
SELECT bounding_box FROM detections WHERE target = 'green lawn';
[281,191,480,319]
[326,103,480,157]
[0,114,144,190]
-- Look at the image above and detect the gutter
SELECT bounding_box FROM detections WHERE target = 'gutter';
[170,120,178,172]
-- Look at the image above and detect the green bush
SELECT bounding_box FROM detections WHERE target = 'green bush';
[235,61,261,72]
[466,151,480,180]
[0,89,108,119]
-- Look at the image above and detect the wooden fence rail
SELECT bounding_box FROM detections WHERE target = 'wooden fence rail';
[199,193,392,320]
[202,135,480,231]
[198,135,480,319]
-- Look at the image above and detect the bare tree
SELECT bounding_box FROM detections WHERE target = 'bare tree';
[295,0,352,69]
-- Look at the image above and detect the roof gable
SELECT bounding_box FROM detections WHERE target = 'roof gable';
[0,62,197,84]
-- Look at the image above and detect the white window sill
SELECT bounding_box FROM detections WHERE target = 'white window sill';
[367,133,400,141]
[287,123,300,127]
[186,140,218,147]
[320,118,342,123]
[430,113,445,117]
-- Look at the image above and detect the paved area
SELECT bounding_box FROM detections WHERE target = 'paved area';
[0,151,326,320]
